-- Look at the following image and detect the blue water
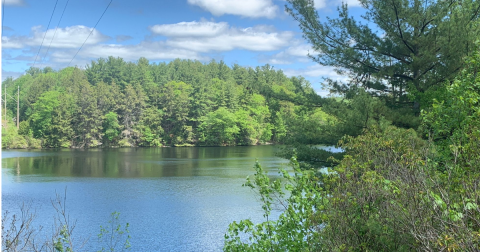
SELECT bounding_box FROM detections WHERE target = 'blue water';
[2,146,289,251]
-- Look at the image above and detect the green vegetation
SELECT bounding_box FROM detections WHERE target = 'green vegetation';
[3,0,480,250]
[287,0,480,115]
[225,0,480,251]
[225,50,480,250]
[2,59,327,148]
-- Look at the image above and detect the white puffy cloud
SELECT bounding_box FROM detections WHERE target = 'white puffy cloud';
[150,21,228,37]
[3,21,298,72]
[151,21,294,53]
[187,0,278,19]
[1,25,110,49]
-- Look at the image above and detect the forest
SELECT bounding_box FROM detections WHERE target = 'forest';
[1,58,332,149]
[2,0,480,251]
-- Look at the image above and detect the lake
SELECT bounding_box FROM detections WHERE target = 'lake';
[2,146,291,251]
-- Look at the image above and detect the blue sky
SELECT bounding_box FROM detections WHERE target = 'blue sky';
[1,0,364,94]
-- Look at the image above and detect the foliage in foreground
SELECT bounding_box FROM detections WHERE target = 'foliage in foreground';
[225,158,322,251]
[225,52,480,251]
[226,125,480,251]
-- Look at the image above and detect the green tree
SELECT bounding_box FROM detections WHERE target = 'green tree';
[198,107,239,146]
[2,121,28,149]
[189,78,215,129]
[96,81,121,115]
[159,81,193,145]
[73,81,103,148]
[247,94,273,143]
[25,67,41,77]
[49,94,75,148]
[137,107,163,147]
[234,110,258,145]
[29,91,61,140]
[286,0,480,112]
[118,84,147,146]
[103,112,121,146]
[272,111,287,143]
[23,72,58,116]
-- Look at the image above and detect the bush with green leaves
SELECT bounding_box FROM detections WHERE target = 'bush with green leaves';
[225,46,480,252]
[225,158,322,251]
[225,124,480,251]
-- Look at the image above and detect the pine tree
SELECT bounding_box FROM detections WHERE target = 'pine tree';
[286,0,480,111]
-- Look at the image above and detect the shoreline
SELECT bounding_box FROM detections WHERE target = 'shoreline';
[1,141,278,150]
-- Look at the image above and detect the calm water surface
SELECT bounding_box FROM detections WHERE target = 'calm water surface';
[2,146,290,251]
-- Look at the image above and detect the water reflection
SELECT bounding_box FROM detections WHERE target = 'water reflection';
[2,146,285,178]
[2,146,288,251]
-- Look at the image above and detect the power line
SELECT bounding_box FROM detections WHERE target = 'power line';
[68,0,113,67]
[32,0,59,69]
[42,0,70,63]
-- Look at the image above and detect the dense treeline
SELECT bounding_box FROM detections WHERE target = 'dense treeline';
[1,57,332,148]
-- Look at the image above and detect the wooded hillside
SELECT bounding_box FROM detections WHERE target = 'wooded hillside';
[1,57,332,148]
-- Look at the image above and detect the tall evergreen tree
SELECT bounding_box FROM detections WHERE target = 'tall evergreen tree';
[73,81,103,148]
[160,81,193,145]
[286,0,480,111]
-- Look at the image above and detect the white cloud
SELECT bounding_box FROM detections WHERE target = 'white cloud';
[285,44,313,57]
[187,0,278,19]
[150,21,228,37]
[4,0,26,6]
[1,36,24,48]
[343,0,361,7]
[44,41,207,68]
[1,25,110,49]
[260,43,314,65]
[151,21,294,53]
[313,0,361,9]
[313,0,327,9]
[78,42,206,62]
[3,21,296,71]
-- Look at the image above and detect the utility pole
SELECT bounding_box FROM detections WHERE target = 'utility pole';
[17,86,19,129]
[4,84,6,128]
